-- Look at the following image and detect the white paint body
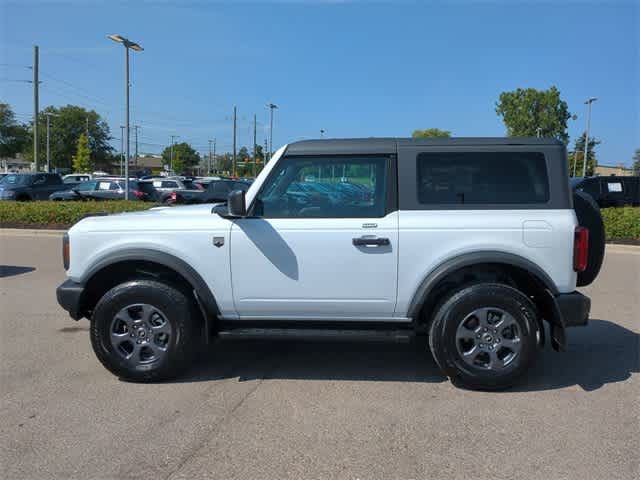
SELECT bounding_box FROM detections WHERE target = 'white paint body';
[66,145,578,322]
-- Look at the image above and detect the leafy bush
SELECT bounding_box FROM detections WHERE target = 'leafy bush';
[601,207,640,241]
[0,201,154,229]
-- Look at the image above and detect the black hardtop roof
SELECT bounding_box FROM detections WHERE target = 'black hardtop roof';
[286,137,564,155]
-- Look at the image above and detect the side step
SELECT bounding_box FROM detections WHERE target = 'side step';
[217,328,414,343]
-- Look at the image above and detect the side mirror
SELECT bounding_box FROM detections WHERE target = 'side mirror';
[227,189,247,217]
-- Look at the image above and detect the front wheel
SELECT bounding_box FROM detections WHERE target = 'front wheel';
[90,279,199,382]
[428,283,540,390]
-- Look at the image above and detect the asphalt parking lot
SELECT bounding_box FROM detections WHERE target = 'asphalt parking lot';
[0,231,638,480]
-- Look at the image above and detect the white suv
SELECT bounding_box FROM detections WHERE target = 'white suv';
[56,138,604,390]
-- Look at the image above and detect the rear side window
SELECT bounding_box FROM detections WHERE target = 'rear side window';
[416,152,549,205]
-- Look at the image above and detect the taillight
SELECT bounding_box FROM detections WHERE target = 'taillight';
[132,190,144,199]
[573,226,589,272]
[170,191,177,202]
[62,233,70,270]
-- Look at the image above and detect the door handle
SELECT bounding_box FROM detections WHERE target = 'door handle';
[352,236,390,246]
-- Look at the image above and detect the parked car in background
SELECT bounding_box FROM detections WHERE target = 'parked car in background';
[174,179,252,204]
[63,174,92,185]
[571,176,640,208]
[49,178,156,202]
[0,173,63,200]
[146,177,202,204]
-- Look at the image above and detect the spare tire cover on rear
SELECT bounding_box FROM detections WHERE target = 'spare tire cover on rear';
[573,191,605,286]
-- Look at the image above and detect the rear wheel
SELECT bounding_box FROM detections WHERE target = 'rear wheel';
[90,279,199,382]
[429,283,539,390]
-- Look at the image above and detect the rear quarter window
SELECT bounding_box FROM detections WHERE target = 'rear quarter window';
[416,152,549,205]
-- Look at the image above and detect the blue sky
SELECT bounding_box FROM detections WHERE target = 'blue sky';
[1,0,638,165]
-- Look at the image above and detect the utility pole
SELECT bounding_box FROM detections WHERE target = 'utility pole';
[133,125,140,167]
[44,112,58,173]
[86,116,89,136]
[264,139,268,165]
[170,135,179,172]
[208,139,213,175]
[582,97,597,177]
[267,103,278,162]
[212,138,216,174]
[120,126,125,176]
[232,106,237,177]
[33,45,39,171]
[253,114,257,177]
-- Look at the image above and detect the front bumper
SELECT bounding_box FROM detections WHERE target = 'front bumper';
[56,279,85,320]
[555,291,591,327]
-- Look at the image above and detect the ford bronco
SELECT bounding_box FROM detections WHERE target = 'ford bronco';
[56,137,605,390]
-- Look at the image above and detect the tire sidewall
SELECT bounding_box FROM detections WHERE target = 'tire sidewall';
[90,280,195,381]
[431,284,539,389]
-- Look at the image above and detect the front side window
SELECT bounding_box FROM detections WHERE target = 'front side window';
[76,181,98,191]
[416,152,549,205]
[253,156,387,218]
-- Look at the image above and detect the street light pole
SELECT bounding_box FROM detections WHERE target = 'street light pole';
[120,125,125,176]
[108,34,143,200]
[582,97,597,177]
[267,103,278,162]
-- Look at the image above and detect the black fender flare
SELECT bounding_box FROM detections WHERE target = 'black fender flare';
[406,251,559,319]
[81,248,220,320]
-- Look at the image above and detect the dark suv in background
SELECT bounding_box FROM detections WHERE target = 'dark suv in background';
[571,176,640,208]
[0,173,64,201]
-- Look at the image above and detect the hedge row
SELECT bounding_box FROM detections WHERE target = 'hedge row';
[0,201,154,229]
[1,202,639,241]
[600,207,640,242]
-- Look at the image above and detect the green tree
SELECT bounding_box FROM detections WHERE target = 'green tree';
[495,86,572,143]
[568,133,600,177]
[161,142,200,170]
[411,128,451,138]
[172,151,185,175]
[72,133,92,172]
[633,149,640,175]
[24,105,113,170]
[0,102,29,159]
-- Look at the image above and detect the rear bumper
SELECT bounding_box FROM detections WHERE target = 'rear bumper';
[555,291,590,327]
[56,279,85,320]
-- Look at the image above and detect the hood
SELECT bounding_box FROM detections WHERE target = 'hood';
[70,203,230,233]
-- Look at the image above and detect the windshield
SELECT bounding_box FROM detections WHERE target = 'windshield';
[0,174,30,186]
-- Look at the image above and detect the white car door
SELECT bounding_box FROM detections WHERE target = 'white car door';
[229,154,399,321]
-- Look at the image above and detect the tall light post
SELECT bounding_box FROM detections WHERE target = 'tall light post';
[108,34,143,199]
[120,125,125,176]
[582,97,597,177]
[267,103,278,162]
[43,112,58,173]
